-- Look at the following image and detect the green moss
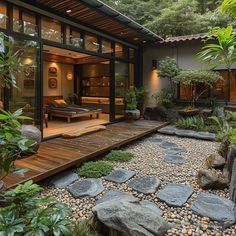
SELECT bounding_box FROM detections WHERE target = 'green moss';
[105,150,134,162]
[77,161,113,178]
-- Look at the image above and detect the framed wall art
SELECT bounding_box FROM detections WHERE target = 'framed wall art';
[48,77,58,89]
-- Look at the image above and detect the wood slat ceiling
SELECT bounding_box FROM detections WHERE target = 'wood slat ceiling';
[32,0,161,44]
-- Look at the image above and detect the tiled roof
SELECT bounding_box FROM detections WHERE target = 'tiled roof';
[162,33,208,43]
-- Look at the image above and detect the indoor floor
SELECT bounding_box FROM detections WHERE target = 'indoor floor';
[43,113,110,138]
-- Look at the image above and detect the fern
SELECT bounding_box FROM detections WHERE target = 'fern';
[176,116,206,131]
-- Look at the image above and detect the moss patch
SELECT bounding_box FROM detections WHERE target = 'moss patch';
[105,150,134,162]
[77,161,113,178]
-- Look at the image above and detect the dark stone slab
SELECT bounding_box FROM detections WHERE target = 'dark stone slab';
[68,178,104,198]
[191,192,236,226]
[230,159,236,203]
[128,176,161,194]
[140,200,163,216]
[104,169,136,183]
[194,132,216,141]
[159,141,179,149]
[175,129,197,138]
[158,126,177,135]
[157,183,194,207]
[166,147,186,155]
[96,189,137,205]
[164,154,186,165]
[49,171,79,188]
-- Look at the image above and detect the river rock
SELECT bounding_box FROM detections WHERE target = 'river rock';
[157,183,194,207]
[19,125,42,152]
[92,197,170,236]
[49,171,79,188]
[206,153,226,169]
[128,176,161,194]
[68,178,104,198]
[104,169,136,183]
[197,169,229,190]
[191,192,236,226]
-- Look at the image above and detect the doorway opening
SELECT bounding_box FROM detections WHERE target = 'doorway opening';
[42,45,113,138]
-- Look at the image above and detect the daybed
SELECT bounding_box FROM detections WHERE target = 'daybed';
[48,100,102,123]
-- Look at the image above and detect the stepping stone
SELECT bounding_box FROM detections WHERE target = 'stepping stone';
[159,141,179,149]
[96,189,137,205]
[191,192,236,226]
[175,129,196,138]
[104,169,136,183]
[157,183,194,207]
[68,178,104,198]
[158,126,177,135]
[194,132,216,141]
[140,200,163,216]
[166,147,186,155]
[164,154,186,165]
[49,171,79,188]
[128,176,161,194]
[150,137,164,144]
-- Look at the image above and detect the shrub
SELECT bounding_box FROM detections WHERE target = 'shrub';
[176,116,206,131]
[124,88,137,110]
[152,89,174,108]
[72,221,95,236]
[0,180,72,236]
[77,161,113,178]
[105,150,134,162]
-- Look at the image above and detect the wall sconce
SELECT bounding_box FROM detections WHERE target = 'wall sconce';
[152,59,157,70]
[67,72,73,81]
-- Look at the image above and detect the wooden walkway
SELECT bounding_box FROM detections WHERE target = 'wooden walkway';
[4,120,167,189]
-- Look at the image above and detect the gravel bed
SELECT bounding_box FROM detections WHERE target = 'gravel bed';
[41,134,236,236]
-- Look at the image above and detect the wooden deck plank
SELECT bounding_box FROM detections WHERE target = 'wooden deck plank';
[3,120,168,189]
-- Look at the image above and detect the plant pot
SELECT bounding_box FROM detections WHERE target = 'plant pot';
[125,109,141,122]
[178,108,200,117]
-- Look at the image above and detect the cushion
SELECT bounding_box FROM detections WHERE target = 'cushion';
[54,99,67,105]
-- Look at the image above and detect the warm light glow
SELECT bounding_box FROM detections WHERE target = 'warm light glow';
[67,72,73,81]
[23,57,33,65]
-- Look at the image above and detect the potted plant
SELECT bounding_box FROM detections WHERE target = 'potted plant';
[124,88,140,122]
[134,86,148,118]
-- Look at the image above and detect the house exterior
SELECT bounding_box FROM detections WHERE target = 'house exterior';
[0,0,162,138]
[143,34,236,107]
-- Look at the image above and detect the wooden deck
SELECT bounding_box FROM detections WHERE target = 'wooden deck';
[4,120,167,189]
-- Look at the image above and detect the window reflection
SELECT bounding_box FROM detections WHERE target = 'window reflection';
[102,40,113,54]
[66,27,83,48]
[0,1,7,29]
[41,17,62,43]
[84,34,99,52]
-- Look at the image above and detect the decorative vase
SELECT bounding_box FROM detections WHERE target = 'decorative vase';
[125,109,141,122]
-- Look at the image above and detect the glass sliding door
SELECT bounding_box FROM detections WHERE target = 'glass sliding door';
[9,37,40,126]
[115,61,128,119]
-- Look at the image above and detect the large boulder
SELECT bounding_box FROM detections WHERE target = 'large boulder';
[144,106,168,121]
[230,159,236,203]
[206,153,226,170]
[225,146,236,178]
[218,138,230,159]
[197,169,229,190]
[19,125,41,152]
[92,197,170,236]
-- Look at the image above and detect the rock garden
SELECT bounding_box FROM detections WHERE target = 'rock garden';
[40,132,236,236]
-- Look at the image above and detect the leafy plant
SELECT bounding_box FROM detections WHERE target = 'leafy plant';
[77,161,113,178]
[0,109,35,182]
[174,70,222,107]
[219,0,236,19]
[152,89,174,108]
[0,33,29,89]
[176,116,206,131]
[125,88,138,110]
[72,221,95,236]
[105,150,134,162]
[0,180,73,236]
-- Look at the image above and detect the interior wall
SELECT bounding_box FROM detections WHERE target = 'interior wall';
[43,61,74,99]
